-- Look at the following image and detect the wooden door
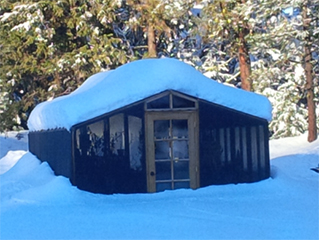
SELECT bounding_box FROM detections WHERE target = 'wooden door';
[146,112,199,192]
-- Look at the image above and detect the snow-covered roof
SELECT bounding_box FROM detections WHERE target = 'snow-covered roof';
[27,58,272,131]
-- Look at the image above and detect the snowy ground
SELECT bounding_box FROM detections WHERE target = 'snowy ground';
[0,131,319,239]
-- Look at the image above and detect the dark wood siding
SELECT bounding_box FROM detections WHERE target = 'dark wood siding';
[28,129,72,178]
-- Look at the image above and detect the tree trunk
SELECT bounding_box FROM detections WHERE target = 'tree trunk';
[303,3,317,142]
[147,23,157,58]
[238,29,252,91]
[305,45,317,142]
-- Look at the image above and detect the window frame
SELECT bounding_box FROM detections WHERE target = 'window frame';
[145,90,198,111]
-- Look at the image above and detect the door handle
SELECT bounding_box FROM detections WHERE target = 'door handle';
[150,171,155,176]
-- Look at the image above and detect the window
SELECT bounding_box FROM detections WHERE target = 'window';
[173,94,196,108]
[75,120,105,157]
[73,107,146,194]
[109,113,125,156]
[128,115,143,170]
[147,94,170,109]
[146,91,197,110]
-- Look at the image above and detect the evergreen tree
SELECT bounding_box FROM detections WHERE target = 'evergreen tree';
[241,0,311,138]
[197,0,318,139]
[301,0,318,142]
[0,0,129,131]
[198,0,253,90]
[124,0,196,59]
[247,0,319,139]
[0,0,319,140]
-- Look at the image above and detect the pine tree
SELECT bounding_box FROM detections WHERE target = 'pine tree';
[246,0,319,139]
[301,0,318,142]
[0,0,319,139]
[196,0,319,139]
[0,0,130,131]
[198,0,253,90]
[240,0,310,138]
[124,0,197,59]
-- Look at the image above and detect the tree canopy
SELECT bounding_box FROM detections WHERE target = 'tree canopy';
[0,0,319,141]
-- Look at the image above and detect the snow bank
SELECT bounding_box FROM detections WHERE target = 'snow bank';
[0,132,319,239]
[27,58,272,131]
[0,152,54,203]
[269,133,319,159]
[0,150,26,174]
[0,131,28,159]
[0,150,318,240]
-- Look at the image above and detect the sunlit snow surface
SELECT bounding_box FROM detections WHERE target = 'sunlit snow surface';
[27,58,272,131]
[0,132,319,239]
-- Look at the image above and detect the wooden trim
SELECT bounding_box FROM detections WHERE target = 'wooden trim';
[145,113,156,192]
[191,111,200,189]
[146,111,195,120]
[145,107,197,112]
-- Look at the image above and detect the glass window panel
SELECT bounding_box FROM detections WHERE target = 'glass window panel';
[172,95,195,108]
[76,128,81,151]
[154,120,170,139]
[155,161,172,180]
[241,127,248,171]
[128,116,143,171]
[87,120,105,157]
[173,141,189,159]
[147,95,170,109]
[172,120,188,138]
[219,128,226,164]
[174,161,189,179]
[75,127,89,157]
[155,141,170,160]
[235,127,240,153]
[156,182,172,192]
[259,125,266,170]
[251,126,258,172]
[174,181,190,189]
[88,120,104,138]
[109,114,125,156]
[226,128,231,163]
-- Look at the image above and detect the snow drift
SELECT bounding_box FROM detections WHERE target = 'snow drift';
[0,132,319,239]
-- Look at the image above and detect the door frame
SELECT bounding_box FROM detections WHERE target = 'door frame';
[145,111,200,192]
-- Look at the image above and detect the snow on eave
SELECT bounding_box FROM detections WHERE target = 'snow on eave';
[27,58,272,131]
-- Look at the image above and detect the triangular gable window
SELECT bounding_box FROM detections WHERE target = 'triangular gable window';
[146,91,197,110]
[147,94,170,109]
